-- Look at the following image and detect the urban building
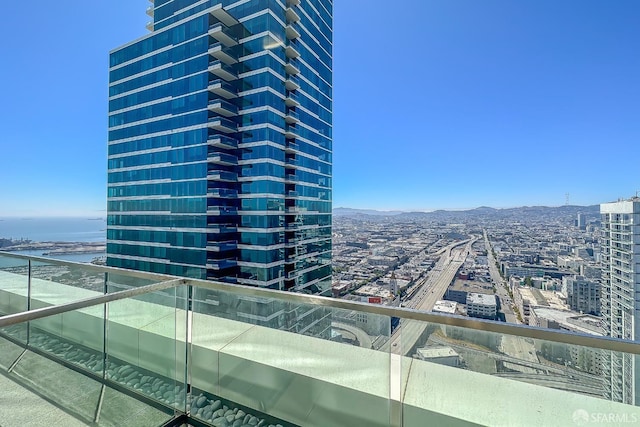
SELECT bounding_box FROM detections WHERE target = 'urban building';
[107,0,333,297]
[563,275,600,315]
[445,279,493,304]
[600,199,640,405]
[466,292,497,320]
[432,300,458,315]
[416,346,461,367]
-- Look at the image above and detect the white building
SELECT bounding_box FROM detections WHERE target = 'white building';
[601,198,640,405]
[466,293,497,320]
[433,300,457,315]
[416,346,461,367]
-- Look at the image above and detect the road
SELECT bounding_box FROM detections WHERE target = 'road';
[382,237,478,355]
[484,230,518,324]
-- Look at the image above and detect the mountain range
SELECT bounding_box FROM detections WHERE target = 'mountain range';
[333,205,600,221]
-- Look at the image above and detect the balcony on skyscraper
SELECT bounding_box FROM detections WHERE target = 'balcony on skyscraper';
[284,123,298,139]
[286,7,301,23]
[206,240,238,252]
[208,22,238,47]
[208,79,237,99]
[286,24,301,40]
[285,75,300,91]
[207,134,238,150]
[208,41,238,65]
[284,109,300,124]
[1,252,639,427]
[208,60,238,81]
[206,205,238,216]
[207,169,237,182]
[207,151,238,166]
[208,98,239,117]
[285,57,301,76]
[207,116,238,133]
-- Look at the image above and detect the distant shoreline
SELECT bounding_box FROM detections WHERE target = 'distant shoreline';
[2,241,106,255]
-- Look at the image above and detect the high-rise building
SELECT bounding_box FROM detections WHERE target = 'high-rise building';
[107,0,333,297]
[563,275,601,315]
[600,199,640,404]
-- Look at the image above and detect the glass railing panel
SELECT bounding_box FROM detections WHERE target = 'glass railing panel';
[29,301,106,376]
[106,271,158,292]
[26,261,105,368]
[0,302,177,427]
[399,318,640,426]
[191,285,392,426]
[105,282,187,413]
[30,259,105,303]
[0,253,29,344]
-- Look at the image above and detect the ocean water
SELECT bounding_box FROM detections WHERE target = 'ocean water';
[0,217,106,242]
[0,217,107,263]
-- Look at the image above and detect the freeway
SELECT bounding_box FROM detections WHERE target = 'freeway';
[382,237,479,355]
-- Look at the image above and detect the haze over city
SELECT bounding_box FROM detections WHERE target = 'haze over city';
[1,0,639,216]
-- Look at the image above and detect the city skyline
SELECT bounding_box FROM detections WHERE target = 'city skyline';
[1,0,640,216]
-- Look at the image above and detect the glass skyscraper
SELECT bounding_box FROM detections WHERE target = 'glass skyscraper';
[107,0,332,297]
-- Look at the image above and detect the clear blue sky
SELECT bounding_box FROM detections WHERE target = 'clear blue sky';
[1,1,638,216]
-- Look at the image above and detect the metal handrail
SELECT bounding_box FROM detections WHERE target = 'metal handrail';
[0,250,175,282]
[0,278,186,328]
[1,251,639,354]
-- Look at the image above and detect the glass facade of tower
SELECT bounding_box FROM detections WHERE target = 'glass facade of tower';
[107,0,332,296]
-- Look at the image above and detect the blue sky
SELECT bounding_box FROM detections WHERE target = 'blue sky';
[1,1,638,216]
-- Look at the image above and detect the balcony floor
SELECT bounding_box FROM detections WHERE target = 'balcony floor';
[0,337,173,427]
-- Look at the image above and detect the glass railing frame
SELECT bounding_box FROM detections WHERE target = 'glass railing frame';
[3,251,640,426]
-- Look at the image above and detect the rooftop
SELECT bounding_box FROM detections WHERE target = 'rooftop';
[467,292,497,306]
[432,300,457,314]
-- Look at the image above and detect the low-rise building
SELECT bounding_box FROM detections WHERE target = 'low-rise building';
[445,279,493,304]
[416,346,461,367]
[433,300,458,315]
[466,293,497,320]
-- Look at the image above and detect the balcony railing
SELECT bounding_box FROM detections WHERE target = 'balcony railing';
[284,123,298,139]
[286,24,300,40]
[206,240,238,252]
[207,169,238,182]
[207,98,238,117]
[208,41,238,65]
[285,109,300,124]
[285,91,300,107]
[208,151,238,166]
[285,74,300,91]
[208,22,238,47]
[1,251,640,427]
[286,7,300,23]
[206,205,238,216]
[208,79,237,99]
[208,60,238,81]
[284,141,299,152]
[208,116,238,133]
[207,134,238,150]
[207,188,238,199]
